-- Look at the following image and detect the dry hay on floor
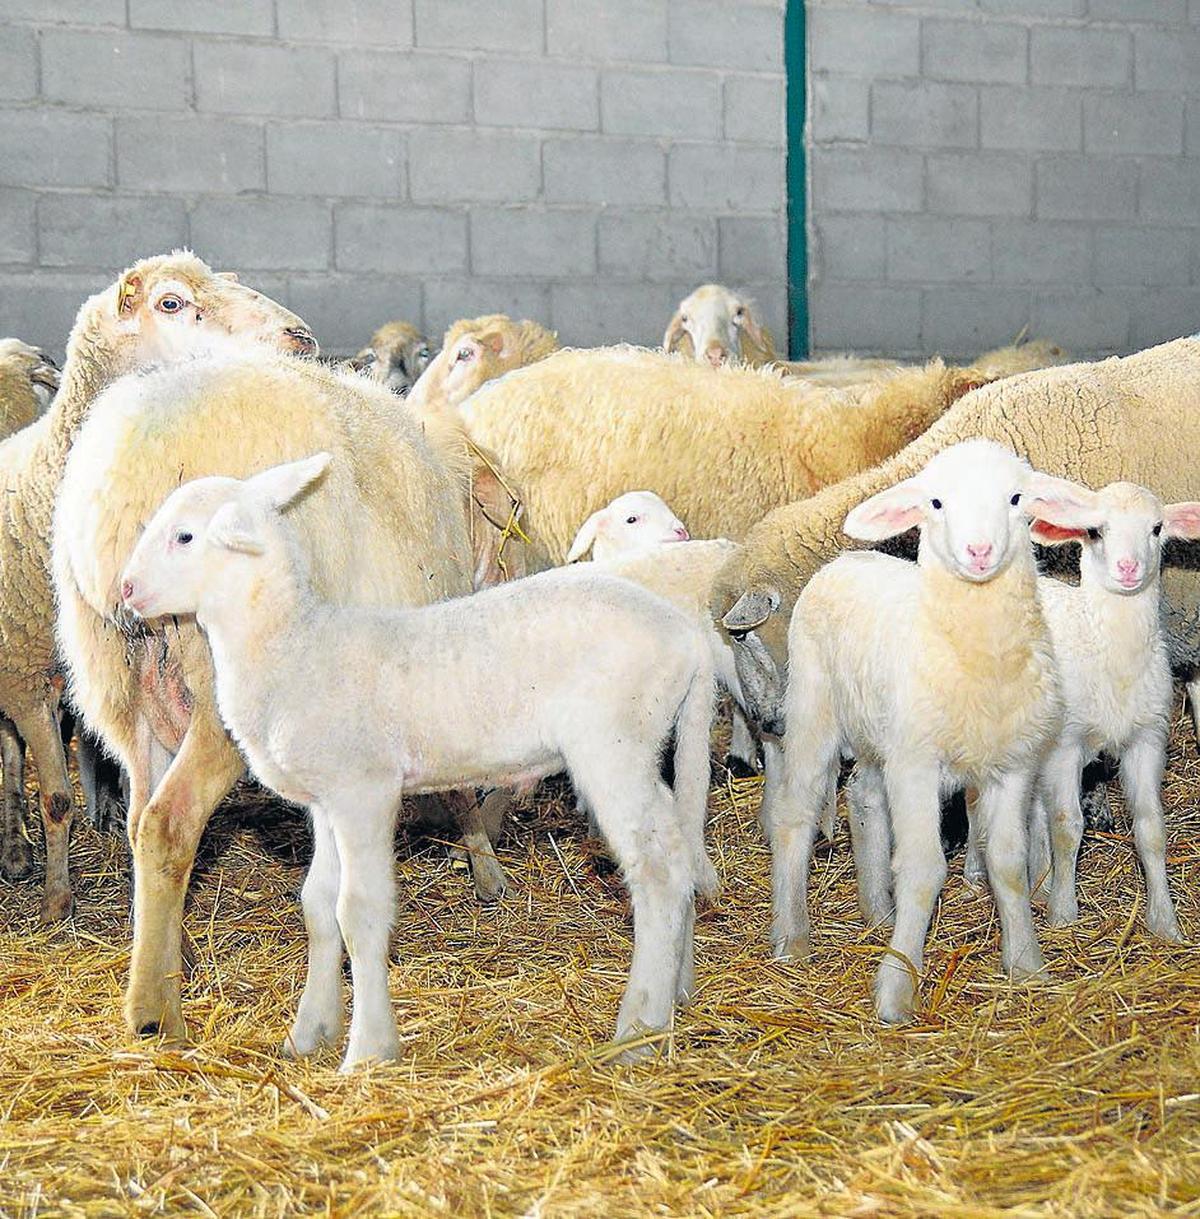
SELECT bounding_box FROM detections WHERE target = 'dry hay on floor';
[1,714,1200,1219]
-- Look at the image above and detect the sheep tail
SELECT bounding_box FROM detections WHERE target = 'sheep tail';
[672,648,718,899]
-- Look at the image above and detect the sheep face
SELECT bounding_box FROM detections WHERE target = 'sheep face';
[352,321,432,395]
[1033,482,1200,596]
[99,251,317,377]
[408,326,509,414]
[567,491,690,563]
[845,440,1096,584]
[121,454,331,622]
[663,284,768,367]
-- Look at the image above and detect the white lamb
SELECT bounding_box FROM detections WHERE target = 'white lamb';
[119,454,717,1071]
[764,440,1095,1024]
[566,491,691,563]
[1018,482,1199,939]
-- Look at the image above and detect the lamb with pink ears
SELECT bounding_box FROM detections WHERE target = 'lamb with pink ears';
[764,440,1098,1025]
[1015,482,1200,939]
[120,455,717,1071]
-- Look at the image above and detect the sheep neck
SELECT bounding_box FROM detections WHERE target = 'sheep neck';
[1077,566,1164,688]
[41,311,127,469]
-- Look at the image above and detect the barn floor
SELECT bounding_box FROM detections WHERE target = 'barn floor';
[1,715,1199,1218]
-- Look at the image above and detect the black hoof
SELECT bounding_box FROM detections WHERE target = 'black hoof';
[723,755,759,780]
[138,1021,160,1037]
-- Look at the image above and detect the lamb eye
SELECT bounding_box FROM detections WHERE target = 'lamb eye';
[157,294,184,314]
[175,530,193,545]
[1086,527,1101,541]
[930,498,942,510]
[625,515,638,525]
[1010,493,1021,506]
[1153,523,1163,537]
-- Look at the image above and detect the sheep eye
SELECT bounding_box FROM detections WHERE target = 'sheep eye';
[418,347,430,359]
[930,498,942,510]
[625,515,638,525]
[1010,493,1021,506]
[681,315,689,325]
[1153,522,1163,537]
[1086,527,1101,541]
[157,294,185,314]
[734,306,745,318]
[175,530,193,546]
[456,347,473,363]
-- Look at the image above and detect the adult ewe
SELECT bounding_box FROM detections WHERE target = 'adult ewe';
[456,346,1023,572]
[663,284,778,368]
[715,337,1200,733]
[0,252,313,913]
[53,354,476,1043]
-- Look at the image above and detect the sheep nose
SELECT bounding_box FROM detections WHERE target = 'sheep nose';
[283,326,318,356]
[1117,558,1140,578]
[705,344,727,367]
[674,526,690,541]
[121,579,135,603]
[966,542,993,563]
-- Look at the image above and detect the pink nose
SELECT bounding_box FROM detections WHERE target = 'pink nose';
[121,579,134,603]
[966,542,993,565]
[705,345,727,367]
[674,526,689,541]
[1117,558,1140,578]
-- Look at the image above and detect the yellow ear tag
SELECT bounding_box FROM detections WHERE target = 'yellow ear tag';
[118,281,138,312]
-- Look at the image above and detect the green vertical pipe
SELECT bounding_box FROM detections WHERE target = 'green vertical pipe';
[785,0,808,359]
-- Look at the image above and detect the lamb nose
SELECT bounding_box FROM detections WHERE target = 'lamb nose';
[121,579,134,602]
[1118,558,1138,575]
[967,542,992,560]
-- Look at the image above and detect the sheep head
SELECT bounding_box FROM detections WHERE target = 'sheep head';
[663,284,777,368]
[71,250,317,382]
[407,314,559,415]
[0,339,60,435]
[351,320,433,395]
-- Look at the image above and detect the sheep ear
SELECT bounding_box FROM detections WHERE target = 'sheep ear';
[1163,501,1200,539]
[209,502,266,556]
[248,452,333,511]
[566,510,604,562]
[216,271,239,282]
[662,311,686,354]
[115,270,143,317]
[737,307,775,361]
[843,477,925,540]
[475,328,507,356]
[1029,521,1086,546]
[1023,473,1101,534]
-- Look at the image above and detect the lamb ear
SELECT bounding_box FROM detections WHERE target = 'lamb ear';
[843,477,926,541]
[247,452,333,511]
[1023,472,1101,534]
[209,502,266,556]
[1163,501,1200,539]
[566,509,605,562]
[1029,521,1087,546]
[662,311,687,354]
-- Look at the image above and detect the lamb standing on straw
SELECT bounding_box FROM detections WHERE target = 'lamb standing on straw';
[119,454,717,1069]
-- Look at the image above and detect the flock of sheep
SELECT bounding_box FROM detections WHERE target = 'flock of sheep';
[1,252,1197,1072]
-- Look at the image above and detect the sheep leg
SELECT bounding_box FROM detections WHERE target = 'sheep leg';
[978,770,1045,979]
[1188,675,1200,749]
[328,792,401,1073]
[962,787,988,888]
[125,716,243,1042]
[1042,746,1084,927]
[1026,789,1053,907]
[1121,732,1182,942]
[874,761,944,1026]
[725,705,759,778]
[285,809,345,1058]
[77,730,127,834]
[0,715,32,881]
[757,736,783,843]
[846,764,894,927]
[19,702,76,923]
[444,789,507,902]
[575,756,692,1060]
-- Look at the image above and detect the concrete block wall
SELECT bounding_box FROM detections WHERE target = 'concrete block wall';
[0,0,788,357]
[809,0,1200,358]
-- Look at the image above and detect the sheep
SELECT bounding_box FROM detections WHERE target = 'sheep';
[0,251,314,917]
[407,313,559,417]
[715,336,1200,745]
[52,347,488,1043]
[456,346,1016,573]
[566,490,691,563]
[1012,483,1200,941]
[0,339,59,439]
[119,453,717,1070]
[664,284,778,367]
[766,440,1094,1024]
[349,320,433,396]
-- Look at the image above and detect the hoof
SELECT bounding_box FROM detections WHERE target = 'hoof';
[283,1020,341,1059]
[772,933,811,962]
[39,888,74,924]
[0,835,34,882]
[1046,899,1078,928]
[470,854,508,903]
[611,1025,668,1064]
[1148,917,1184,945]
[138,1021,161,1037]
[1006,948,1046,982]
[723,754,758,780]
[338,1037,400,1074]
[859,899,895,929]
[125,992,188,1043]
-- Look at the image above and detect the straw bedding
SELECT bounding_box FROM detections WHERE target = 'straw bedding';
[1,713,1199,1217]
